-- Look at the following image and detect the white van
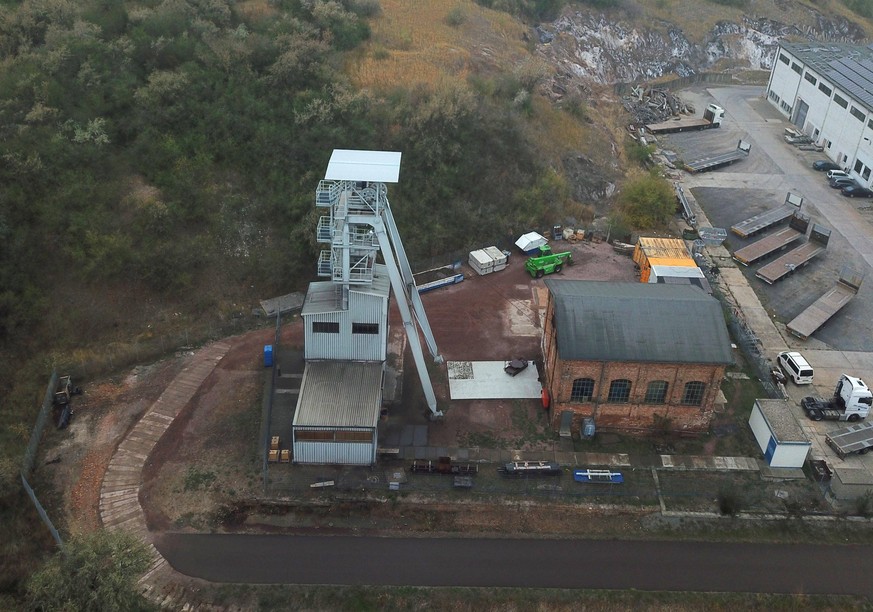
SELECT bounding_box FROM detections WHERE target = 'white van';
[777,351,814,385]
[827,169,848,180]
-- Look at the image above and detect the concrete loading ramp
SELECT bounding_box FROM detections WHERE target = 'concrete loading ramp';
[447,361,543,400]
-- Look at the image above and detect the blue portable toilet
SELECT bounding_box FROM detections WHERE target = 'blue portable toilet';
[264,344,273,367]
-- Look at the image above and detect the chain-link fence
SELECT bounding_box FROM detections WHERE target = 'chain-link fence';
[22,371,58,476]
[699,259,785,400]
[262,312,282,494]
[21,371,64,549]
[50,314,272,389]
[262,463,821,514]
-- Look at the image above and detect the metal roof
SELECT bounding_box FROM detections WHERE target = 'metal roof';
[325,149,402,183]
[637,237,690,260]
[544,280,732,364]
[293,361,383,428]
[781,42,873,113]
[302,265,391,315]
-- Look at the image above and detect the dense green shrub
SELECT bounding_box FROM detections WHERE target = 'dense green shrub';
[616,172,675,229]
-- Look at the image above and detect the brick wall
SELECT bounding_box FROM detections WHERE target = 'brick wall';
[543,292,725,435]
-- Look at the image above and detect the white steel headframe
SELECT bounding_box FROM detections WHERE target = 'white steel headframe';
[316,150,444,418]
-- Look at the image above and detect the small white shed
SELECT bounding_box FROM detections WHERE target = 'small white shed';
[748,399,811,468]
[515,232,547,255]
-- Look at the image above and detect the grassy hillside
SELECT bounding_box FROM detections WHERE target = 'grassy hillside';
[0,0,625,599]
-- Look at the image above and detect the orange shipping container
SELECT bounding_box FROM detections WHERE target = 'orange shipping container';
[634,237,695,282]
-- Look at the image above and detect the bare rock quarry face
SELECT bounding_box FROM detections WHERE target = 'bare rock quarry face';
[535,9,868,93]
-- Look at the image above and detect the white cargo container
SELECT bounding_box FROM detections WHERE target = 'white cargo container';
[748,399,811,468]
[469,249,495,275]
[483,246,507,271]
[648,265,704,283]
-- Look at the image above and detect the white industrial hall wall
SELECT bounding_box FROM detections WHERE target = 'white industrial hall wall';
[766,43,873,187]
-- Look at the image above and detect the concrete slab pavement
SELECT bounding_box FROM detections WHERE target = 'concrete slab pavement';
[669,86,873,490]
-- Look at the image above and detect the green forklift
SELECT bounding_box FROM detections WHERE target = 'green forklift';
[524,244,573,278]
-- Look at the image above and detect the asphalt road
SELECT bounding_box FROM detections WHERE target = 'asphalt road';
[156,533,873,596]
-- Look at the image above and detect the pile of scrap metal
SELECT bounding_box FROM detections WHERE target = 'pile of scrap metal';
[623,86,695,130]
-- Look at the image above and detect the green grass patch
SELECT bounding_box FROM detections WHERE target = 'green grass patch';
[204,583,868,611]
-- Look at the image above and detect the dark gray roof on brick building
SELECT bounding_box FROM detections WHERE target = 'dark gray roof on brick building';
[544,280,732,364]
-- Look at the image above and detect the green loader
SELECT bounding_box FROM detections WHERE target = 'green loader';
[524,245,573,278]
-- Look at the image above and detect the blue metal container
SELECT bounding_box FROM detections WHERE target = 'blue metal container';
[264,344,273,367]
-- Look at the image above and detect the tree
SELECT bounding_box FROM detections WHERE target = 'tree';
[617,172,675,229]
[26,530,154,612]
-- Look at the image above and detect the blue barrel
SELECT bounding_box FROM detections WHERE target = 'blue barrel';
[264,344,273,367]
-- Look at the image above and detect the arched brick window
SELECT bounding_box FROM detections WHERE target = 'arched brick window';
[682,381,706,406]
[607,379,632,403]
[645,380,669,404]
[570,378,595,402]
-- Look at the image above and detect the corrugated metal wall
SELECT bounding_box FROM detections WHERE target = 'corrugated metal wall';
[304,293,388,361]
[292,438,376,465]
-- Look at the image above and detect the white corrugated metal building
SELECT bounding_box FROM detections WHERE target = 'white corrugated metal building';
[302,264,390,362]
[292,361,383,465]
[766,42,873,187]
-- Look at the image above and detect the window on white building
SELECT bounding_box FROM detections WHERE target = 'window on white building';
[791,62,802,75]
[864,167,872,181]
[850,106,866,122]
[804,73,817,85]
[819,82,832,96]
[834,94,848,109]
[313,322,340,333]
[779,54,790,65]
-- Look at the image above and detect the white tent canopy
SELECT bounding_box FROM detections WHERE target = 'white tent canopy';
[515,232,547,253]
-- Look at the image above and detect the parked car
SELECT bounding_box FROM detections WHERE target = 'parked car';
[830,176,857,189]
[827,169,849,180]
[841,184,873,198]
[812,160,841,172]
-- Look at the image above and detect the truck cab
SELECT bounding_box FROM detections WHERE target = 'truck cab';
[703,104,725,128]
[802,374,872,421]
[836,375,873,418]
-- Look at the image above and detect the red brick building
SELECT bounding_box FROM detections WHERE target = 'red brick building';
[542,280,732,435]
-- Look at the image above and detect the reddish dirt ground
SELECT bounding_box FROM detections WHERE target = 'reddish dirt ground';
[43,358,186,535]
[47,240,640,532]
[422,240,636,361]
[409,240,637,448]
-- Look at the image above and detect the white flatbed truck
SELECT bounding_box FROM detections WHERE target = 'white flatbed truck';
[646,104,725,134]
